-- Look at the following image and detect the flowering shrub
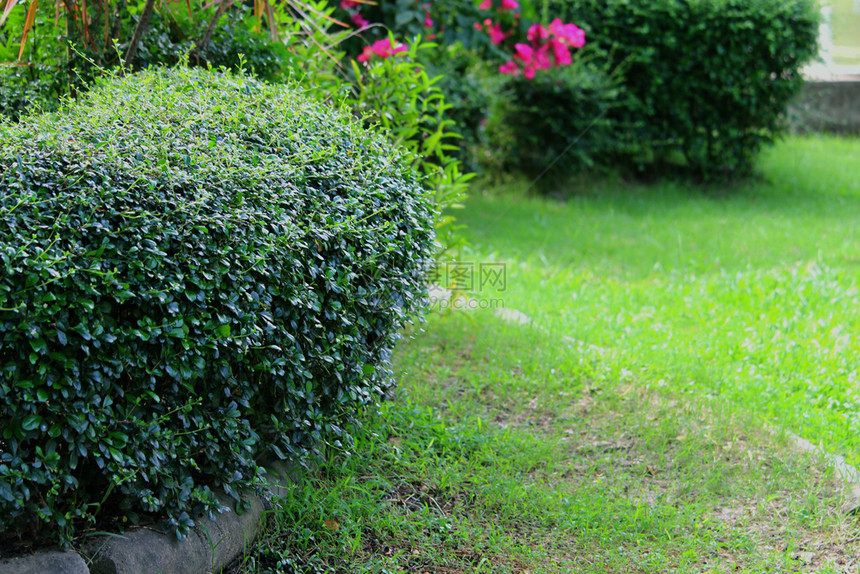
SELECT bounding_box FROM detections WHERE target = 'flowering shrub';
[356,38,408,61]
[469,1,587,78]
[497,18,586,78]
[340,0,586,80]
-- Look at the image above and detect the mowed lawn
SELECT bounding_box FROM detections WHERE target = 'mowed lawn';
[456,135,860,464]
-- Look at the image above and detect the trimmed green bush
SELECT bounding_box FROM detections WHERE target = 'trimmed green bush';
[557,0,820,178]
[0,66,435,545]
[483,54,624,188]
[0,66,65,121]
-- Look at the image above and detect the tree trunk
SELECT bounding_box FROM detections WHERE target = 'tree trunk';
[123,0,156,71]
[196,0,233,53]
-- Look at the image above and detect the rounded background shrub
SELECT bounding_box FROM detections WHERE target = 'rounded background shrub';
[0,66,435,544]
[483,56,624,189]
[557,0,820,178]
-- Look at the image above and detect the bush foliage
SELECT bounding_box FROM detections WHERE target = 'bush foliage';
[0,66,435,544]
[484,53,624,187]
[557,0,820,178]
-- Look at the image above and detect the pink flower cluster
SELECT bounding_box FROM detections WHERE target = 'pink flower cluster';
[478,0,518,10]
[356,38,408,62]
[499,18,585,79]
[473,18,511,45]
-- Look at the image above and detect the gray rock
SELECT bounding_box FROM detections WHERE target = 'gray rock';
[0,548,89,574]
[71,459,304,574]
[84,493,265,574]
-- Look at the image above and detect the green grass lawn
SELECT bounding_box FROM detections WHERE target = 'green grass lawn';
[456,135,860,464]
[234,135,860,573]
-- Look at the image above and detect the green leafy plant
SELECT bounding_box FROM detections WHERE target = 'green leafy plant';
[349,35,473,260]
[0,65,436,546]
[483,49,625,189]
[556,0,821,179]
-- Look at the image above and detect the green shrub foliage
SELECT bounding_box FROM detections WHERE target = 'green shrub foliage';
[484,54,624,188]
[0,66,65,121]
[557,0,820,178]
[0,66,435,544]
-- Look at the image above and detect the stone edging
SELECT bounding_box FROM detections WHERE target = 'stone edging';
[0,461,299,574]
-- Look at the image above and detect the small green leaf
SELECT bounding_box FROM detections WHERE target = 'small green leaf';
[21,414,42,431]
[29,337,46,353]
[168,327,186,338]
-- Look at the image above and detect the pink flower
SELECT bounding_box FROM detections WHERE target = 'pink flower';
[357,38,408,62]
[549,38,571,66]
[548,18,586,48]
[479,0,491,9]
[513,42,533,62]
[351,12,369,28]
[499,60,520,76]
[527,23,548,44]
[424,12,434,28]
[473,21,483,31]
[499,0,519,10]
[340,0,359,7]
[533,43,553,70]
[487,23,507,45]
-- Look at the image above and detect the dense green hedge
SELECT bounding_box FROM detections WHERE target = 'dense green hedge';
[557,0,820,178]
[484,54,624,188]
[0,67,435,544]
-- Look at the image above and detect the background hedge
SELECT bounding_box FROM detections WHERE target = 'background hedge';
[0,66,435,544]
[556,0,820,178]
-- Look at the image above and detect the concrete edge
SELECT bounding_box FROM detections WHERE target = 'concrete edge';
[785,432,860,514]
[789,78,860,135]
[0,461,300,574]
